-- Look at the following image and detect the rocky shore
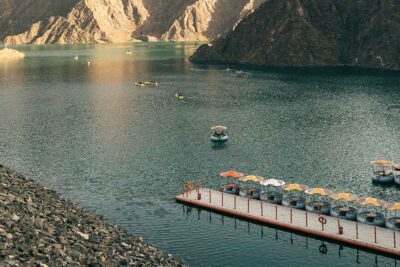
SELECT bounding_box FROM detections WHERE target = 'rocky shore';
[0,164,185,266]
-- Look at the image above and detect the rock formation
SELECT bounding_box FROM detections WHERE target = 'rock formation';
[190,0,400,70]
[0,0,265,44]
[0,48,25,60]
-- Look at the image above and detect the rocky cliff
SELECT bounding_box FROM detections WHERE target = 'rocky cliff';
[0,0,265,45]
[190,0,400,70]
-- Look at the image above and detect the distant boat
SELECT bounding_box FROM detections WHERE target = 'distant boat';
[211,125,228,142]
[144,81,158,86]
[175,93,184,100]
[87,61,91,66]
[135,81,145,87]
[74,55,79,60]
[126,50,132,55]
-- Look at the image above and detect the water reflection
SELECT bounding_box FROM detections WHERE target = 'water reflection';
[181,204,398,266]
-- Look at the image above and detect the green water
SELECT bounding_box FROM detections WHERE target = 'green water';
[0,43,399,266]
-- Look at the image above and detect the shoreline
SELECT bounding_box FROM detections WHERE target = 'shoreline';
[0,164,185,266]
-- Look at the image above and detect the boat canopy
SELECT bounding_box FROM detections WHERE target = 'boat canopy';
[239,175,264,183]
[358,197,386,207]
[260,179,285,187]
[330,192,358,202]
[219,171,244,178]
[305,188,332,196]
[386,202,400,211]
[211,125,227,134]
[370,160,394,167]
[282,183,308,192]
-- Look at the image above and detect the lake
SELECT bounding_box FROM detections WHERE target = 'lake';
[0,42,399,266]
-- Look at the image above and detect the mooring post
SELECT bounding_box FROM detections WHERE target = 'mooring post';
[247,198,250,213]
[234,196,236,210]
[290,209,293,223]
[394,231,397,248]
[374,226,377,243]
[356,222,359,239]
[275,205,278,220]
[305,211,308,227]
[209,190,211,203]
[222,191,224,206]
[261,202,263,216]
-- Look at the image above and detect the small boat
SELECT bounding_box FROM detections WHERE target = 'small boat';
[135,81,145,87]
[126,50,132,55]
[282,196,306,210]
[175,93,184,100]
[260,191,283,204]
[239,187,261,200]
[211,126,228,142]
[370,160,394,183]
[305,201,331,215]
[357,211,385,227]
[330,206,358,220]
[220,183,240,195]
[74,55,79,60]
[144,81,158,86]
[385,217,400,230]
[393,164,400,185]
[259,179,285,204]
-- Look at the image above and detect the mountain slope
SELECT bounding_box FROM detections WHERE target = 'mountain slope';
[190,0,400,70]
[1,0,265,44]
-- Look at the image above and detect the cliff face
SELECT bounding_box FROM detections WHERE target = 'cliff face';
[190,0,400,70]
[0,0,265,45]
[161,0,265,41]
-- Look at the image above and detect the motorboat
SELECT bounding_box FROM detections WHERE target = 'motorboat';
[385,217,400,230]
[329,192,359,220]
[357,211,385,227]
[356,197,386,227]
[330,206,357,220]
[304,188,332,214]
[239,187,261,200]
[281,184,308,209]
[370,160,394,183]
[305,201,331,215]
[259,179,285,205]
[175,93,184,100]
[211,126,228,142]
[260,191,283,204]
[385,202,400,230]
[144,81,158,86]
[393,164,400,185]
[282,195,306,209]
[135,81,145,87]
[220,183,240,195]
[126,50,132,55]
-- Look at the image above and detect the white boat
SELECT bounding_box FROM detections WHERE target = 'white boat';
[211,125,228,142]
[370,160,394,183]
[74,55,79,60]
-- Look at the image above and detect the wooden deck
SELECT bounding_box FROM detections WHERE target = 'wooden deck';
[176,188,400,257]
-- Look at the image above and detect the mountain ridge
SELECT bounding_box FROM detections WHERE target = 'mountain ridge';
[0,0,265,45]
[190,0,400,70]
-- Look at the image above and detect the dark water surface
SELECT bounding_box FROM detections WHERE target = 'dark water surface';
[0,43,399,266]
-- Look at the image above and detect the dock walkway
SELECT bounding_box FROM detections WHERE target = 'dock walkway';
[176,188,400,257]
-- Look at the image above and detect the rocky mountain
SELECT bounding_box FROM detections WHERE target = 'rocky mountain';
[0,0,265,45]
[190,0,400,70]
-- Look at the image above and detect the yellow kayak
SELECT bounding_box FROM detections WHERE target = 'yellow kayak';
[144,81,158,86]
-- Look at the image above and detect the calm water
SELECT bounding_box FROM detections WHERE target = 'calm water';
[0,43,399,266]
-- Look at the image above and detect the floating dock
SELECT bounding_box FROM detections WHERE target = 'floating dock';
[176,188,400,257]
